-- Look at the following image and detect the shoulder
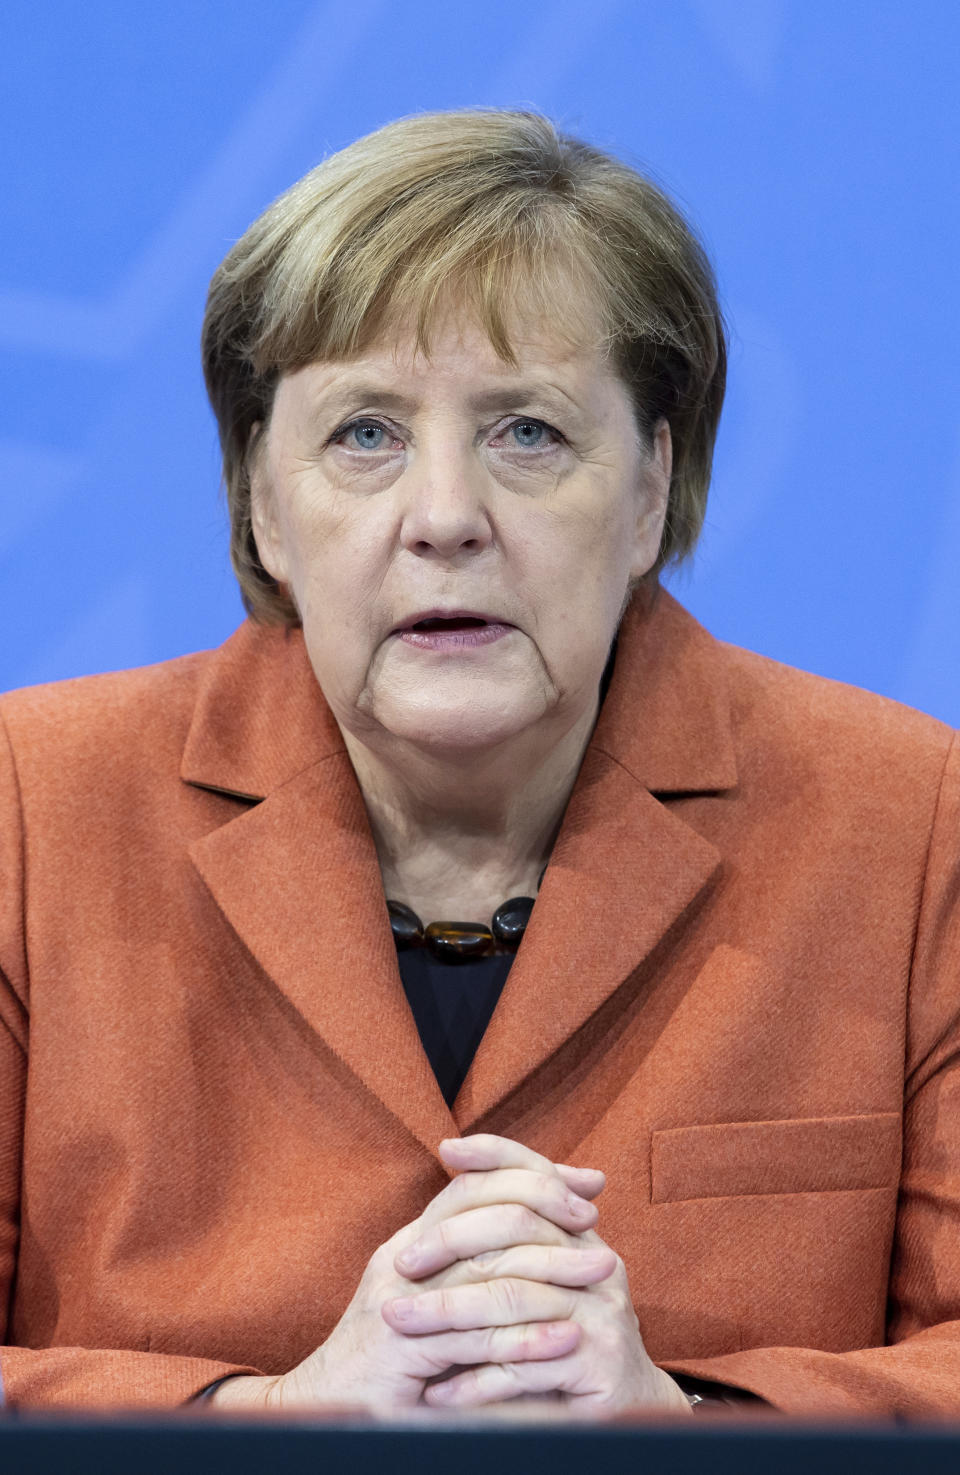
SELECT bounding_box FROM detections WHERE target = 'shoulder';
[0,646,215,791]
[617,590,955,849]
[720,636,952,756]
[0,618,333,817]
[612,591,954,811]
[716,637,955,822]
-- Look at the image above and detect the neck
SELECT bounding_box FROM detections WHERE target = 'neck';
[341,703,598,924]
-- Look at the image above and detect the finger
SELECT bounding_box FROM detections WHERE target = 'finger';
[425,1355,579,1408]
[442,1242,618,1290]
[419,1166,599,1236]
[438,1135,560,1175]
[408,1321,580,1377]
[383,1278,578,1334]
[396,1202,575,1278]
[440,1138,604,1197]
[554,1163,606,1200]
[438,1136,605,1202]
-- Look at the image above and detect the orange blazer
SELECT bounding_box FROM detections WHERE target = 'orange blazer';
[1,592,959,1414]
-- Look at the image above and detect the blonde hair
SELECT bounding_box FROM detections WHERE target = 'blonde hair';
[202,108,726,623]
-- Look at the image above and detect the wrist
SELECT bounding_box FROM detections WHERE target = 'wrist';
[207,1374,284,1410]
[657,1368,697,1415]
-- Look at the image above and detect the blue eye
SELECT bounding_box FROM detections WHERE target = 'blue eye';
[338,420,387,451]
[509,420,557,449]
[331,416,559,453]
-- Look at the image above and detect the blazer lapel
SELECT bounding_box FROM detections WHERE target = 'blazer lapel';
[180,591,736,1154]
[455,591,738,1129]
[454,756,722,1129]
[182,622,457,1160]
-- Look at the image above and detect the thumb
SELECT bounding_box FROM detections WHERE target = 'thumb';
[554,1162,605,1200]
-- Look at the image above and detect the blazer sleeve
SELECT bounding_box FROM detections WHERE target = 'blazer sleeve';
[660,730,960,1416]
[0,712,262,1410]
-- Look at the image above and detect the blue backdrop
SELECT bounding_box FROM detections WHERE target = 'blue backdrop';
[3,0,959,723]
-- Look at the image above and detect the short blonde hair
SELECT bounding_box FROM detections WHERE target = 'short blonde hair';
[202,108,726,623]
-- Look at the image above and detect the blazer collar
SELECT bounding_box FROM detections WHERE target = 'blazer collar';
[180,620,345,799]
[182,590,737,1156]
[592,586,737,794]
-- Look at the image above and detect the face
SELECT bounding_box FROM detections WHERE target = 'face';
[250,307,670,758]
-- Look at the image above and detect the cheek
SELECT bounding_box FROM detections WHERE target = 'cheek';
[525,500,637,618]
[511,512,634,692]
[279,497,385,624]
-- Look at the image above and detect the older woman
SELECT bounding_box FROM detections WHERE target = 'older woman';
[0,108,958,1419]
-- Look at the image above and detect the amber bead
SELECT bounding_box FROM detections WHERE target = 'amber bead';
[424,921,496,963]
[387,900,424,950]
[491,896,535,950]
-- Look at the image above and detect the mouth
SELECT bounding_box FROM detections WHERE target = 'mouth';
[393,610,514,650]
[395,610,506,633]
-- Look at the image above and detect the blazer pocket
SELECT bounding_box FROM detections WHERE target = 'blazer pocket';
[650,1113,901,1204]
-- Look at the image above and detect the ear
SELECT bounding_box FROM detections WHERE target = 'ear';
[247,422,290,585]
[630,419,672,579]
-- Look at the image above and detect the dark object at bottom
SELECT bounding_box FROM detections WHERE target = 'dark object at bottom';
[2,1417,960,1475]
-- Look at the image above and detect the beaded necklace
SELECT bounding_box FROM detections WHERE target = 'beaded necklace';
[387,895,536,963]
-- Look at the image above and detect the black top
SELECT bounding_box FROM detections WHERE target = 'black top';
[398,949,514,1106]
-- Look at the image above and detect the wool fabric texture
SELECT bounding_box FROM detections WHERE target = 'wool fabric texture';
[0,591,958,1413]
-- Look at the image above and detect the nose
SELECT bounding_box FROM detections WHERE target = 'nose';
[398,452,494,562]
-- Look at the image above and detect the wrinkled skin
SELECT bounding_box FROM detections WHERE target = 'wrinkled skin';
[213,1135,689,1418]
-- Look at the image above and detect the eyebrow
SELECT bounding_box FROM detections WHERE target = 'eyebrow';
[313,379,585,421]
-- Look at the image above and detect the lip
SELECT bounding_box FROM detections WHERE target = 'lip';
[391,609,515,653]
[393,608,509,633]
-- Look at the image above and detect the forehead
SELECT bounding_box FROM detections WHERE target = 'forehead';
[282,303,625,423]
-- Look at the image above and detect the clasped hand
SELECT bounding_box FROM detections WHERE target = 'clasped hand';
[271,1133,689,1417]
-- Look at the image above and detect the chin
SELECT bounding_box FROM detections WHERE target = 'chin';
[376,697,543,756]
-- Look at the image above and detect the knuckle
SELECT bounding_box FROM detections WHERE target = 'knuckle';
[500,1362,529,1394]
[469,1249,507,1276]
[602,1285,632,1320]
[449,1171,473,1202]
[509,1324,535,1359]
[368,1244,395,1277]
[590,1384,621,1413]
[494,1277,524,1317]
[435,1218,456,1254]
[510,1204,540,1238]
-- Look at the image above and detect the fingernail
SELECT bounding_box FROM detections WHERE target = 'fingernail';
[569,1197,594,1220]
[395,1246,422,1271]
[390,1297,414,1320]
[546,1321,572,1341]
[430,1380,455,1401]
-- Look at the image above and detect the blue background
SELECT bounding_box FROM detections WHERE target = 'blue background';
[3,0,958,723]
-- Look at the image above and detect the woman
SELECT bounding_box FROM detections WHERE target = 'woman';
[1,108,958,1418]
